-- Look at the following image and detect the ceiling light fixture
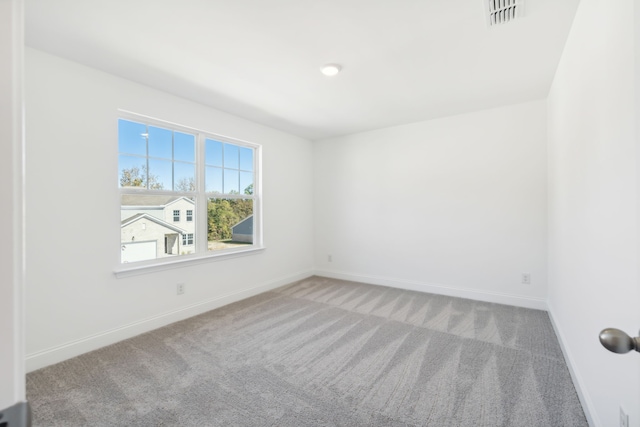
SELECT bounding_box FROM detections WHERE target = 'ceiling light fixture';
[320,64,342,77]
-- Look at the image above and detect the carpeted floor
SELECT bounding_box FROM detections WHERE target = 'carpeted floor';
[27,276,588,426]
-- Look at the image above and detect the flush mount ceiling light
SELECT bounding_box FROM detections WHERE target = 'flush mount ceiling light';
[320,64,342,77]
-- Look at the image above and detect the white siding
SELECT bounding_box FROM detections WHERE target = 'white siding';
[121,218,182,259]
[163,198,195,234]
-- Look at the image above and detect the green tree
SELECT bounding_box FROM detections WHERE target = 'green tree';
[207,197,253,241]
[207,199,238,240]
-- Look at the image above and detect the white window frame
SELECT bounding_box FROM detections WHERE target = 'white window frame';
[186,209,193,222]
[173,210,180,222]
[115,111,263,277]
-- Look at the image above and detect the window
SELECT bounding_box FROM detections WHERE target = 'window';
[118,115,260,267]
[182,233,194,246]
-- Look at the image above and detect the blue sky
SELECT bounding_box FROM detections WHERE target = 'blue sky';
[119,119,253,193]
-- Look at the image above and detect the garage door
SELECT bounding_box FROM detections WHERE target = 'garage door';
[121,240,156,263]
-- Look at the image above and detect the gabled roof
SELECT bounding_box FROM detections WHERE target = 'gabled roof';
[231,215,253,229]
[121,195,195,208]
[164,197,195,208]
[121,213,187,235]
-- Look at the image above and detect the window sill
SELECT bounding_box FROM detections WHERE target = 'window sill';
[114,246,265,278]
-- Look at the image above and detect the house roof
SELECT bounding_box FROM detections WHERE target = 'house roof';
[231,215,253,230]
[121,213,187,235]
[121,195,195,208]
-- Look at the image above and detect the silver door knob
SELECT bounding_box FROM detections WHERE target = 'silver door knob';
[599,328,640,354]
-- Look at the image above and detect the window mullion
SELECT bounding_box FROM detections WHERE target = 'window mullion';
[196,133,207,254]
[118,114,260,269]
[171,128,175,191]
[145,124,150,189]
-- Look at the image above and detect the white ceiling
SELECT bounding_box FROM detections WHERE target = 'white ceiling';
[25,0,580,140]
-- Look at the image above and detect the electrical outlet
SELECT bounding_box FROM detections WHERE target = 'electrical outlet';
[620,406,628,427]
[177,283,185,295]
[521,273,531,285]
[328,254,332,262]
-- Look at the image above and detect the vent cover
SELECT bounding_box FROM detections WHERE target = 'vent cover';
[486,0,522,26]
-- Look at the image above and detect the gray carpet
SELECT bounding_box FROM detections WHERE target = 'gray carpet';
[27,276,587,426]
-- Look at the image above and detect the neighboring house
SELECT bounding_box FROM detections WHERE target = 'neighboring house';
[231,215,253,243]
[120,195,196,263]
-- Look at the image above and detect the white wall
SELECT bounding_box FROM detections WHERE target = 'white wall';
[0,0,25,410]
[313,100,548,309]
[25,48,314,370]
[547,0,640,426]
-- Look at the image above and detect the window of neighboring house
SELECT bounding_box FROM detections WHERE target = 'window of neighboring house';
[118,115,261,269]
[182,233,194,246]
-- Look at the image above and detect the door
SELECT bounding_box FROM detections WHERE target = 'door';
[121,240,156,263]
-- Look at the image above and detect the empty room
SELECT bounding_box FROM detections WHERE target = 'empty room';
[2,0,640,426]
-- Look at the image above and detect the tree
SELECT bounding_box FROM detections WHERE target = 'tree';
[207,199,237,240]
[207,197,253,241]
[120,165,164,190]
[175,177,195,191]
[120,166,144,187]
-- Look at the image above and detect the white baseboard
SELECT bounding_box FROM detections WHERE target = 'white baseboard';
[312,269,548,310]
[547,303,599,427]
[26,270,313,373]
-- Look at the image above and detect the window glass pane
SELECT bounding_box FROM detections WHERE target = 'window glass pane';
[224,169,240,194]
[147,159,172,190]
[223,143,239,169]
[118,155,146,188]
[174,162,195,191]
[240,171,253,195]
[239,147,253,171]
[118,119,146,156]
[205,166,223,193]
[205,139,223,167]
[121,194,196,263]
[174,132,195,162]
[148,126,172,159]
[207,198,253,252]
[119,117,259,265]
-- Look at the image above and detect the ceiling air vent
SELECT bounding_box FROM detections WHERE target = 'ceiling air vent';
[486,0,522,26]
